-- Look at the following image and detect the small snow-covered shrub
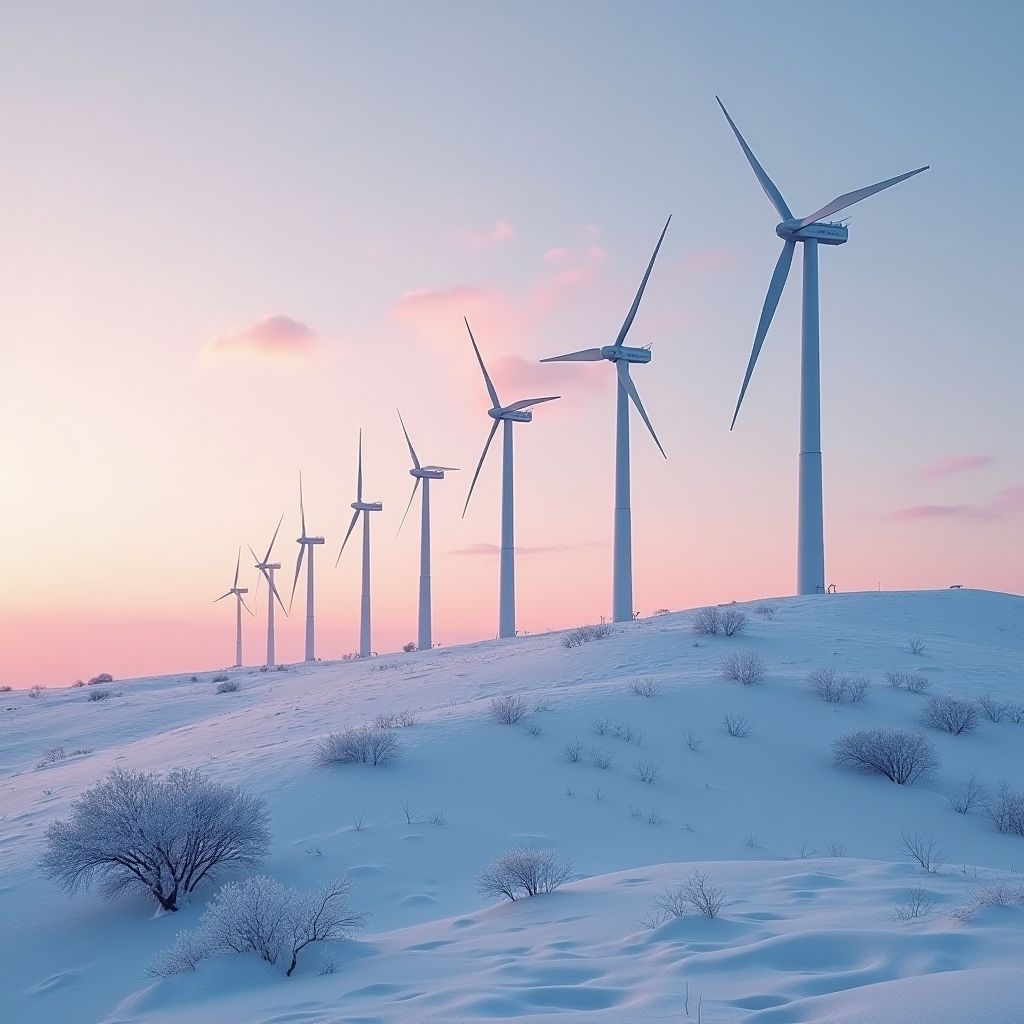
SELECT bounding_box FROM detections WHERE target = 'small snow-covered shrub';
[86,689,111,701]
[150,875,368,977]
[950,875,1024,922]
[891,886,939,922]
[525,722,542,736]
[683,728,704,751]
[977,695,1008,723]
[315,727,401,767]
[402,641,417,653]
[984,782,1024,836]
[38,746,67,766]
[41,768,270,912]
[561,737,586,763]
[489,693,528,724]
[720,608,747,636]
[692,606,720,636]
[628,677,660,697]
[88,673,113,685]
[721,650,765,685]
[723,712,752,737]
[1005,701,1024,725]
[211,674,229,683]
[884,669,930,694]
[216,680,240,694]
[654,871,725,919]
[590,716,612,736]
[754,603,778,619]
[476,845,572,901]
[907,636,926,655]
[0,684,13,692]
[561,623,612,648]
[71,679,85,688]
[590,747,613,769]
[950,771,986,814]
[831,727,939,785]
[807,667,870,703]
[652,607,671,616]
[894,829,945,873]
[373,709,416,729]
[922,694,978,735]
[633,760,661,784]
[28,685,45,699]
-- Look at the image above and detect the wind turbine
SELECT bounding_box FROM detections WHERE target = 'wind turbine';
[337,431,382,658]
[541,216,671,622]
[462,318,559,640]
[289,474,325,662]
[396,410,457,653]
[250,514,288,668]
[213,548,253,667]
[717,97,928,596]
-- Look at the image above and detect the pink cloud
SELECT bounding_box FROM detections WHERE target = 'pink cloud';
[493,354,608,400]
[919,454,994,480]
[204,315,320,363]
[392,286,515,349]
[543,247,571,263]
[453,220,517,251]
[889,485,1024,523]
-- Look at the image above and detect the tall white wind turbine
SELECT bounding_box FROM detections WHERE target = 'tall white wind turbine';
[250,515,288,668]
[462,318,560,640]
[289,474,325,662]
[541,217,671,622]
[396,410,457,653]
[337,431,382,658]
[213,547,253,667]
[717,97,928,595]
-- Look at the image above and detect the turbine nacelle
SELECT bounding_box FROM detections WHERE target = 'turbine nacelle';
[777,220,848,245]
[297,536,326,545]
[410,466,448,480]
[602,344,652,363]
[351,501,383,512]
[230,587,249,595]
[488,406,533,422]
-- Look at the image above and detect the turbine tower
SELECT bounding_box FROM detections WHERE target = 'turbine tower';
[717,97,928,596]
[213,548,253,667]
[397,409,458,653]
[462,318,559,640]
[337,431,382,658]
[541,216,671,622]
[289,474,325,662]
[250,514,287,667]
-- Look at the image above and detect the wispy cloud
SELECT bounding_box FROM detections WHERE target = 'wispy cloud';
[919,454,994,480]
[450,541,607,557]
[889,485,1024,523]
[453,220,516,251]
[203,315,321,363]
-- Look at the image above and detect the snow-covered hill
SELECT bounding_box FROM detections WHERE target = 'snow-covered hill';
[2,589,1022,1024]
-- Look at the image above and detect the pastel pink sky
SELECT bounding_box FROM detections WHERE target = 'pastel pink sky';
[1,4,1022,687]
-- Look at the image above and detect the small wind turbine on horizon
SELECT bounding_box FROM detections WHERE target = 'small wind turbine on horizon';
[213,548,254,667]
[541,216,671,623]
[289,474,325,662]
[250,515,288,668]
[717,97,928,596]
[337,431,382,658]
[463,318,560,640]
[396,410,457,653]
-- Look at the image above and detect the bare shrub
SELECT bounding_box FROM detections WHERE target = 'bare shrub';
[315,727,402,767]
[71,679,85,688]
[489,693,528,724]
[561,623,612,648]
[720,608,747,636]
[525,722,542,736]
[647,807,662,825]
[86,689,112,701]
[907,637,926,655]
[895,829,945,873]
[887,669,931,694]
[891,886,939,921]
[561,737,586,763]
[922,694,978,735]
[0,684,12,692]
[904,673,931,694]
[590,716,611,736]
[633,760,661,784]
[825,840,845,857]
[807,667,869,703]
[984,782,1024,836]
[41,768,270,912]
[476,845,572,901]
[628,677,660,697]
[38,746,67,766]
[723,712,752,738]
[951,874,1024,923]
[88,673,114,685]
[212,674,229,683]
[590,748,613,769]
[216,680,240,694]
[721,650,765,685]
[950,771,986,814]
[692,606,720,636]
[683,728,704,752]
[831,727,939,785]
[28,685,45,699]
[977,695,1008,723]
[374,709,416,728]
[402,641,417,653]
[652,607,671,616]
[754,603,778,619]
[1005,701,1024,724]
[654,871,725,919]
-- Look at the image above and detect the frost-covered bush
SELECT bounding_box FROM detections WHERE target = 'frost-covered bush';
[807,667,870,703]
[314,726,401,767]
[88,673,113,685]
[723,712,752,737]
[628,677,660,697]
[831,727,939,785]
[950,771,986,814]
[633,760,661,784]
[884,669,930,694]
[86,689,111,701]
[41,768,270,911]
[977,695,1008,722]
[561,737,586,762]
[476,845,572,901]
[950,875,1024,922]
[692,606,720,635]
[488,693,527,724]
[721,650,765,685]
[654,871,725,919]
[720,608,747,637]
[150,875,368,977]
[216,680,240,693]
[402,641,417,653]
[921,694,978,735]
[894,829,945,873]
[984,782,1024,836]
[561,623,612,648]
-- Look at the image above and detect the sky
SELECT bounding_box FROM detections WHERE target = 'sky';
[1,1,1022,687]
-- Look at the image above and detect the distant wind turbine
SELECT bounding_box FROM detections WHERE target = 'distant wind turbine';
[337,431,382,658]
[250,515,288,668]
[717,97,928,596]
[289,474,325,662]
[462,318,559,640]
[396,410,457,653]
[541,216,671,622]
[213,547,254,667]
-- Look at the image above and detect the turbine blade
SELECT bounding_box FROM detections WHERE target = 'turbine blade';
[616,361,665,458]
[264,513,284,564]
[356,429,363,505]
[289,543,305,613]
[397,409,421,470]
[614,215,672,348]
[396,477,421,537]
[213,591,233,603]
[299,472,306,537]
[336,509,360,566]
[540,348,604,362]
[716,96,793,221]
[270,574,288,615]
[240,593,255,616]
[233,547,240,589]
[503,396,560,413]
[797,166,929,228]
[731,239,796,429]
[465,318,501,409]
[462,418,501,517]
[422,465,459,472]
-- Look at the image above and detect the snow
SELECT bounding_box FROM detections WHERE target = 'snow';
[1,588,1022,1023]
